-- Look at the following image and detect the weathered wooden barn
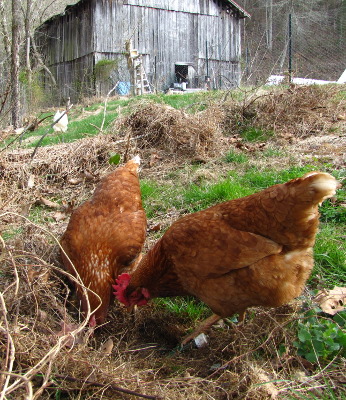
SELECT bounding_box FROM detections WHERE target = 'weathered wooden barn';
[35,0,250,102]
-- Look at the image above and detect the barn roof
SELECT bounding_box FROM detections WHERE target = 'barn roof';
[39,0,250,27]
[225,0,251,19]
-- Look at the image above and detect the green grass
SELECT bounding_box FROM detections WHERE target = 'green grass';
[1,227,23,241]
[140,180,181,219]
[26,112,119,147]
[180,178,253,212]
[240,126,274,142]
[241,165,320,189]
[261,147,286,158]
[154,297,209,321]
[29,205,56,224]
[224,149,249,164]
[313,224,346,286]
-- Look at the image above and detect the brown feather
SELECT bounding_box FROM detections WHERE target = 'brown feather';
[123,172,339,329]
[60,157,147,325]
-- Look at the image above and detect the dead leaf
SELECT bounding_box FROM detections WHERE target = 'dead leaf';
[62,200,75,214]
[27,174,35,188]
[149,152,163,167]
[39,197,60,209]
[52,211,67,222]
[100,338,114,355]
[149,223,161,232]
[253,368,279,399]
[83,170,95,180]
[27,266,50,284]
[37,309,48,322]
[68,177,83,185]
[315,286,346,315]
[20,203,31,216]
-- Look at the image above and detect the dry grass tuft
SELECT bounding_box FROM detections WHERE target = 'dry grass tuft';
[116,101,224,157]
[1,134,120,184]
[0,135,131,220]
[222,84,346,139]
[253,85,344,137]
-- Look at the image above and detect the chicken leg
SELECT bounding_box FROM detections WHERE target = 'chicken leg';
[181,313,222,345]
[181,308,247,346]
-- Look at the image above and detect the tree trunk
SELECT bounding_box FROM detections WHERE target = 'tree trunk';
[0,0,11,59]
[11,0,21,129]
[24,0,32,83]
[266,0,273,51]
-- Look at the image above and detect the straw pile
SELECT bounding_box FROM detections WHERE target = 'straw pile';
[116,101,224,157]
[222,84,345,138]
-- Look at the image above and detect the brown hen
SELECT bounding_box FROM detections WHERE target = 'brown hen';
[114,171,339,342]
[60,156,146,326]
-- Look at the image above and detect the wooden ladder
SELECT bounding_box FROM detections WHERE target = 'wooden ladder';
[134,56,152,95]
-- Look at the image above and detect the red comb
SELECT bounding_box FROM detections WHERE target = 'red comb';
[113,273,131,305]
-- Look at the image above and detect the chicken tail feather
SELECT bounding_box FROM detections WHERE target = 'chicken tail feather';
[302,172,340,204]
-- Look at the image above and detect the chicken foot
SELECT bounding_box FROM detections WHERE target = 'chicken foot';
[181,313,222,345]
[181,309,247,346]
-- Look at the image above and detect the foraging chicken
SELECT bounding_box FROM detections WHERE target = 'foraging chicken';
[53,110,68,133]
[114,172,339,343]
[60,156,147,326]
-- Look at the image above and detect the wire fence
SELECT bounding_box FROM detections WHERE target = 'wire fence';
[241,6,345,85]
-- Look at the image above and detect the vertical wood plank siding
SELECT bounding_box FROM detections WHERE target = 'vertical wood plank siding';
[35,0,244,101]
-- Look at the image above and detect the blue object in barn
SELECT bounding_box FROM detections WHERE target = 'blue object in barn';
[116,82,131,95]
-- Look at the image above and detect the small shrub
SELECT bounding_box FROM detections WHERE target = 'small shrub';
[94,59,118,80]
[293,307,346,363]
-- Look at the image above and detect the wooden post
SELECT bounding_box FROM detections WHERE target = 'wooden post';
[288,13,292,84]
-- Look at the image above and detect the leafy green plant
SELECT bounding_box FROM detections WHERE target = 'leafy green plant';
[108,153,121,165]
[293,307,346,363]
[94,59,118,80]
